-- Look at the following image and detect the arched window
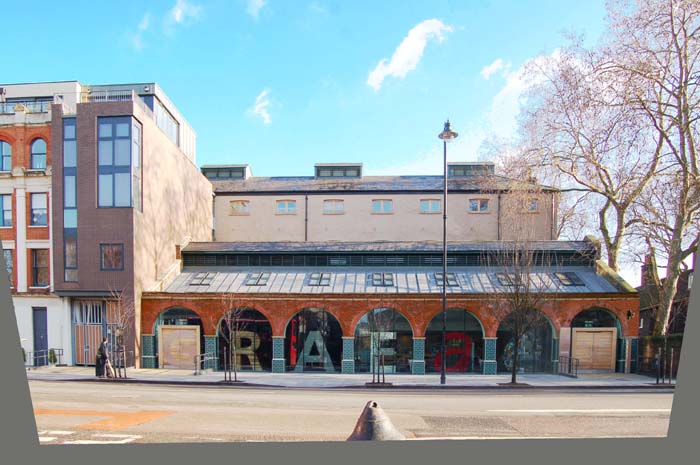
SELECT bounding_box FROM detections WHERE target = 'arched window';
[0,141,11,171]
[30,139,47,170]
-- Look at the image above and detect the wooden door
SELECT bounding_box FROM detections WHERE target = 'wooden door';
[572,328,617,371]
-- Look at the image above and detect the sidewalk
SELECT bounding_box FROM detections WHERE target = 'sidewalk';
[24,366,673,389]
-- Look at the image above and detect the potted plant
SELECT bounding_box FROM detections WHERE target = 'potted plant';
[49,349,57,365]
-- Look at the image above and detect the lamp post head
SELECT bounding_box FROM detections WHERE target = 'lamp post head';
[438,120,458,141]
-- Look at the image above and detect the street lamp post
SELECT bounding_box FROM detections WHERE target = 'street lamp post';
[438,120,458,385]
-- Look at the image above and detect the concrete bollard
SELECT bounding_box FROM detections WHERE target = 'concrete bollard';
[347,400,406,441]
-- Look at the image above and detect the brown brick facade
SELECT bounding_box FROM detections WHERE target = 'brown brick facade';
[0,124,51,171]
[141,293,640,338]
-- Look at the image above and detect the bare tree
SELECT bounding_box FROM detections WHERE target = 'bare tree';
[604,0,700,337]
[518,41,661,271]
[210,293,248,382]
[107,284,136,373]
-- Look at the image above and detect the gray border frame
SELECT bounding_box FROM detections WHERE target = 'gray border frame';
[1,250,697,464]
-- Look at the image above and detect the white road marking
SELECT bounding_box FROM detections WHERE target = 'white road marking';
[47,430,75,435]
[93,434,142,439]
[488,409,672,413]
[410,434,666,440]
[63,438,139,445]
[39,437,56,443]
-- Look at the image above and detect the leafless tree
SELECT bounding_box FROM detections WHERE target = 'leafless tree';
[210,293,248,382]
[107,284,136,371]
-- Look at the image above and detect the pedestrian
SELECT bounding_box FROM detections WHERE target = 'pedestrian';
[97,337,109,379]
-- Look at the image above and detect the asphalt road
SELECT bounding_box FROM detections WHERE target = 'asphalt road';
[28,381,673,444]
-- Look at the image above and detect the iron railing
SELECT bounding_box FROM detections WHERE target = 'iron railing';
[24,348,64,368]
[558,355,579,378]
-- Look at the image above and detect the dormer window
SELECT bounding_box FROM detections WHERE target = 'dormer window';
[448,162,495,177]
[201,165,250,180]
[315,163,362,178]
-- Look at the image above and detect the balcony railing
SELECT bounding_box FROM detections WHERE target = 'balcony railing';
[82,89,136,103]
[0,100,51,114]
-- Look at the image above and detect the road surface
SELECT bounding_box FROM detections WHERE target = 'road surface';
[28,381,673,444]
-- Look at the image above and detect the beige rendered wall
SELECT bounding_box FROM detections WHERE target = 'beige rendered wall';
[132,103,212,359]
[214,192,555,242]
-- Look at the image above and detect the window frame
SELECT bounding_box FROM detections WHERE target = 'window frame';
[0,140,11,172]
[553,271,585,287]
[308,272,331,286]
[468,198,490,213]
[370,272,394,287]
[371,199,394,214]
[30,249,50,288]
[29,192,48,227]
[229,200,251,216]
[323,199,345,215]
[100,243,125,271]
[420,199,441,214]
[276,199,297,215]
[435,272,459,287]
[29,138,47,170]
[1,193,12,227]
[97,117,133,208]
[526,198,539,213]
[245,272,271,286]
[190,272,217,286]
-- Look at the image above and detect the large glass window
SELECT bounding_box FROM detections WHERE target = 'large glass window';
[354,308,413,373]
[425,309,484,373]
[30,139,47,170]
[3,249,13,287]
[154,99,179,146]
[1,194,11,227]
[98,117,139,208]
[63,118,78,282]
[469,198,490,212]
[496,309,553,373]
[30,193,48,226]
[0,141,11,171]
[285,308,342,372]
[218,308,272,372]
[31,249,49,287]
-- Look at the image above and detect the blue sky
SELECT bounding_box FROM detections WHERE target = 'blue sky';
[1,0,608,176]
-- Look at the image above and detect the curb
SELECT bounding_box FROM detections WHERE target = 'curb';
[26,376,676,391]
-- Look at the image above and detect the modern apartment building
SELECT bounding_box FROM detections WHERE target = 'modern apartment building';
[1,81,211,367]
[203,162,558,243]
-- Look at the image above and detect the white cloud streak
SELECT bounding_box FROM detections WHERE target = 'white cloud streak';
[480,58,510,80]
[253,89,272,124]
[131,13,151,50]
[247,0,266,18]
[169,0,202,25]
[367,19,452,92]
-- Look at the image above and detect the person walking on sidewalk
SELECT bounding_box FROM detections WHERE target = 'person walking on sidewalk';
[96,337,109,379]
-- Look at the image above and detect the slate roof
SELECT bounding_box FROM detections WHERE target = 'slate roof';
[164,266,620,295]
[209,175,556,194]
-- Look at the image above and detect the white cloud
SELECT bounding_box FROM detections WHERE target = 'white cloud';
[168,0,202,26]
[253,89,272,124]
[480,58,511,80]
[247,0,266,18]
[130,13,151,50]
[367,19,452,92]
